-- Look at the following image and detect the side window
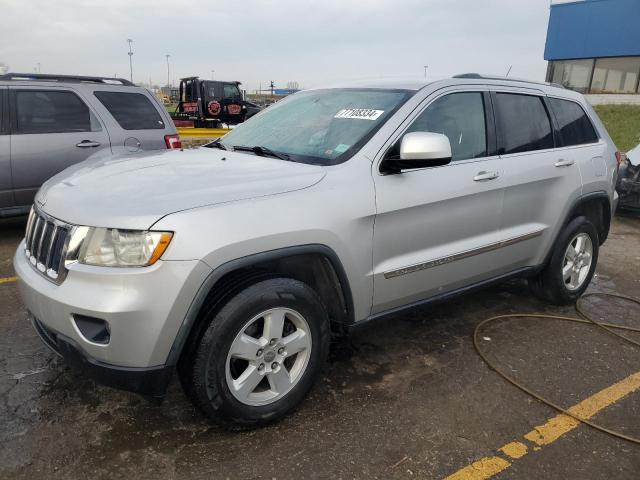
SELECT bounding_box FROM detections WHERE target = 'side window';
[94,91,165,130]
[494,93,553,154]
[548,98,598,147]
[405,92,487,161]
[224,84,241,100]
[0,90,6,134]
[14,90,95,134]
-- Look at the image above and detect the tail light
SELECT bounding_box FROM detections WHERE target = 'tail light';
[615,151,622,173]
[165,134,182,149]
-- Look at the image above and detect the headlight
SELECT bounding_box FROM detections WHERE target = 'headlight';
[74,228,173,267]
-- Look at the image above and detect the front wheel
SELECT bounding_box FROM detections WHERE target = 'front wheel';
[183,278,330,430]
[530,216,599,305]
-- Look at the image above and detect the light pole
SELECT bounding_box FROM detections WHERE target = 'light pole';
[423,65,428,79]
[211,70,215,80]
[165,54,170,87]
[127,38,134,83]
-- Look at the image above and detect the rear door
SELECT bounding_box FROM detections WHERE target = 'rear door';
[92,89,173,153]
[493,88,583,270]
[9,86,111,207]
[0,87,13,209]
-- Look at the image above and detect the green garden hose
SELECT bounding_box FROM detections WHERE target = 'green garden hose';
[473,292,640,445]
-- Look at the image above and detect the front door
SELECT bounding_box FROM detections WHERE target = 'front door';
[371,89,507,314]
[220,83,244,124]
[9,87,110,207]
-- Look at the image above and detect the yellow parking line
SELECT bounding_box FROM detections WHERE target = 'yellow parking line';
[0,276,17,284]
[444,370,640,479]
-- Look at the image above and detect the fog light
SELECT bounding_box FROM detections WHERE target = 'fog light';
[73,315,110,345]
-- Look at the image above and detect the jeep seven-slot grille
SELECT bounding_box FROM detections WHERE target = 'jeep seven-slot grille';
[24,209,71,284]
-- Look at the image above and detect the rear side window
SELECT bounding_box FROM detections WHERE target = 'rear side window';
[548,98,598,147]
[494,93,553,155]
[14,90,93,134]
[94,91,165,130]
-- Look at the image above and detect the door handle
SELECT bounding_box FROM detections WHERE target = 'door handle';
[473,171,500,181]
[76,140,101,148]
[554,159,575,167]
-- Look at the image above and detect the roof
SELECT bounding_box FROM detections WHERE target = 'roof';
[545,0,640,60]
[0,73,135,86]
[310,75,567,93]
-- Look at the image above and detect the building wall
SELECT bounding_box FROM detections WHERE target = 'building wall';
[545,0,640,61]
[585,94,640,105]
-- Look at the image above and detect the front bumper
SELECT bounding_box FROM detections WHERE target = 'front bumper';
[31,315,173,397]
[14,239,212,392]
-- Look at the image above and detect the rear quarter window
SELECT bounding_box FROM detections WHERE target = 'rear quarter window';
[548,98,598,147]
[94,91,165,130]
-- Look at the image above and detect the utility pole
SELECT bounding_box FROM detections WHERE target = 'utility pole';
[37,62,41,73]
[423,65,428,79]
[127,38,134,83]
[165,54,170,87]
[506,65,513,77]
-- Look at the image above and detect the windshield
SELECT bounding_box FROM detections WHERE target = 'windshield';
[218,88,413,165]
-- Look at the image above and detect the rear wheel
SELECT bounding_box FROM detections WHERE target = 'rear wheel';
[530,216,599,305]
[183,278,330,430]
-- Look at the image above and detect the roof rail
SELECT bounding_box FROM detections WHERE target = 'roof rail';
[0,73,135,86]
[452,73,565,89]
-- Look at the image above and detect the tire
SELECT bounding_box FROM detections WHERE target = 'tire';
[530,216,599,305]
[182,277,330,430]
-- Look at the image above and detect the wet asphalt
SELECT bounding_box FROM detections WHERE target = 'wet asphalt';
[1,214,639,479]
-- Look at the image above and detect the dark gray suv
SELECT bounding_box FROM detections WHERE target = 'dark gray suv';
[0,73,180,217]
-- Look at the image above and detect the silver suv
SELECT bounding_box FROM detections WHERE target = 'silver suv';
[14,75,619,429]
[0,73,181,217]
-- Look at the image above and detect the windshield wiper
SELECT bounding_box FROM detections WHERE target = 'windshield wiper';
[232,145,291,161]
[205,140,229,151]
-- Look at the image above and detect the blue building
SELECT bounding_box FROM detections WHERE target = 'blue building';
[545,0,640,94]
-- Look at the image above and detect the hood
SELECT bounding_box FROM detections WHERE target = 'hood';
[37,148,326,229]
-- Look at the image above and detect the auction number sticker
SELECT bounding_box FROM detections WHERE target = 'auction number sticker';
[334,109,384,121]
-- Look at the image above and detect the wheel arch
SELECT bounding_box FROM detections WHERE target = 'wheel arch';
[567,191,612,245]
[537,191,611,273]
[165,244,354,368]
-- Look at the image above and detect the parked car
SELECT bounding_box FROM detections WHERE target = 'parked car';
[14,74,619,429]
[617,144,640,211]
[0,73,181,217]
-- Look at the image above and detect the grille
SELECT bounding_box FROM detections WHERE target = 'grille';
[24,208,71,284]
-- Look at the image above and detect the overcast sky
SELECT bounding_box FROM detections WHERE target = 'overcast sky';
[1,0,552,92]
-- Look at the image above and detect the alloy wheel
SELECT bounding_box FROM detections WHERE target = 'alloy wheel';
[225,307,312,406]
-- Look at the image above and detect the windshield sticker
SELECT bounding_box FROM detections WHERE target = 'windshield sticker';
[334,109,384,121]
[334,143,350,154]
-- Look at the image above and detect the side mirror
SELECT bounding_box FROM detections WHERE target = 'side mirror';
[382,132,452,173]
